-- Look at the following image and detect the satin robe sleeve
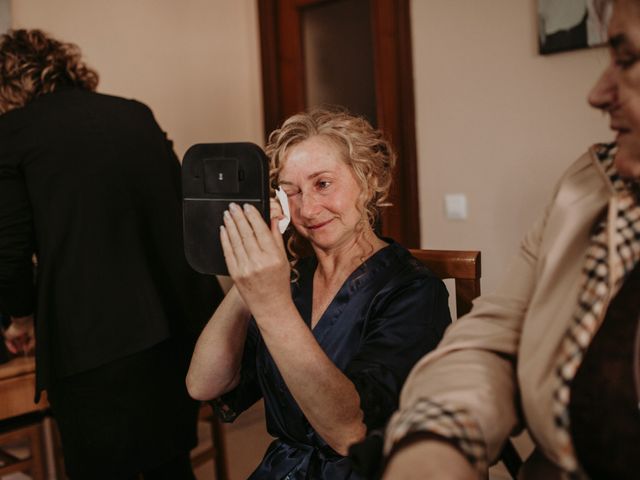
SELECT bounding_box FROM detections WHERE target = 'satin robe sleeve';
[345,275,451,431]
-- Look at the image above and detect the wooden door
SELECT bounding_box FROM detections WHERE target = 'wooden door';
[258,0,420,247]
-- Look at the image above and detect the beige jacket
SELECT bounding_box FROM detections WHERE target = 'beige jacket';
[393,146,618,475]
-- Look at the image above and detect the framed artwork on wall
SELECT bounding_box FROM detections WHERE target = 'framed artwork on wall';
[538,0,611,54]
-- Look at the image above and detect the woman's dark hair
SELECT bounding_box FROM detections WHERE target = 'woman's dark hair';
[0,29,98,114]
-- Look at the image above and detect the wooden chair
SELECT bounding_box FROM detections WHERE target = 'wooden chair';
[191,402,229,480]
[0,356,48,480]
[409,249,480,318]
[409,249,522,479]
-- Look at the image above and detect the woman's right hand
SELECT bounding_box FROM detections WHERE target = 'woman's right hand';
[220,203,292,322]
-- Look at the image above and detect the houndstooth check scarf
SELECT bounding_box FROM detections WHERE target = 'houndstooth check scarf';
[552,144,640,473]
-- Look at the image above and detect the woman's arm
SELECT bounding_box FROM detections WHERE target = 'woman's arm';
[221,202,366,455]
[186,285,252,400]
[186,199,286,403]
[258,302,367,455]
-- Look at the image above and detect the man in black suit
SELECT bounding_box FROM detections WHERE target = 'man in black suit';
[0,29,223,479]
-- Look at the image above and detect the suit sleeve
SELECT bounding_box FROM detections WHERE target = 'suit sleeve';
[384,206,551,473]
[0,140,35,316]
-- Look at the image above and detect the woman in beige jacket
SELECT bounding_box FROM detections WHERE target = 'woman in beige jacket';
[382,0,640,478]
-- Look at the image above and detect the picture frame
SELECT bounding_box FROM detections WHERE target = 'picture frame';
[538,0,611,54]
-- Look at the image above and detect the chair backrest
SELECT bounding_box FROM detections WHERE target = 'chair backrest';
[409,249,481,317]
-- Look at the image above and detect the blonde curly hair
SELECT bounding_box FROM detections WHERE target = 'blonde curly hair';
[266,107,396,262]
[0,29,98,114]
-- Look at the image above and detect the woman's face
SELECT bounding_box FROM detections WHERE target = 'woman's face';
[278,135,366,253]
[589,0,640,179]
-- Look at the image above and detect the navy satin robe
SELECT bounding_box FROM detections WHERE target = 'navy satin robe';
[214,241,451,479]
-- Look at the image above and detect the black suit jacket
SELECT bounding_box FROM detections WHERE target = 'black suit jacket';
[0,88,222,393]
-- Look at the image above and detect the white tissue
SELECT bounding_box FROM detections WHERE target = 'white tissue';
[275,187,291,234]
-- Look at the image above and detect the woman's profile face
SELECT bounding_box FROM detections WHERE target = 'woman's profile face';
[589,0,640,179]
[278,135,366,253]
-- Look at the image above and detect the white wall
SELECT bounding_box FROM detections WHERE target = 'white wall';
[411,0,612,292]
[0,0,10,33]
[10,0,264,158]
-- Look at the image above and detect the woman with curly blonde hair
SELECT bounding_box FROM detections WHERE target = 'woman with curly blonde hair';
[266,108,395,266]
[188,108,451,479]
[0,29,222,480]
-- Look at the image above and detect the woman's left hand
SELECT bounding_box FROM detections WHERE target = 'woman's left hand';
[3,315,35,355]
[221,202,292,319]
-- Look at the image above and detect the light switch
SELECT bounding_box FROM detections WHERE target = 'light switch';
[445,193,467,220]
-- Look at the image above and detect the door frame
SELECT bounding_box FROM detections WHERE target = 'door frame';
[257,0,421,247]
